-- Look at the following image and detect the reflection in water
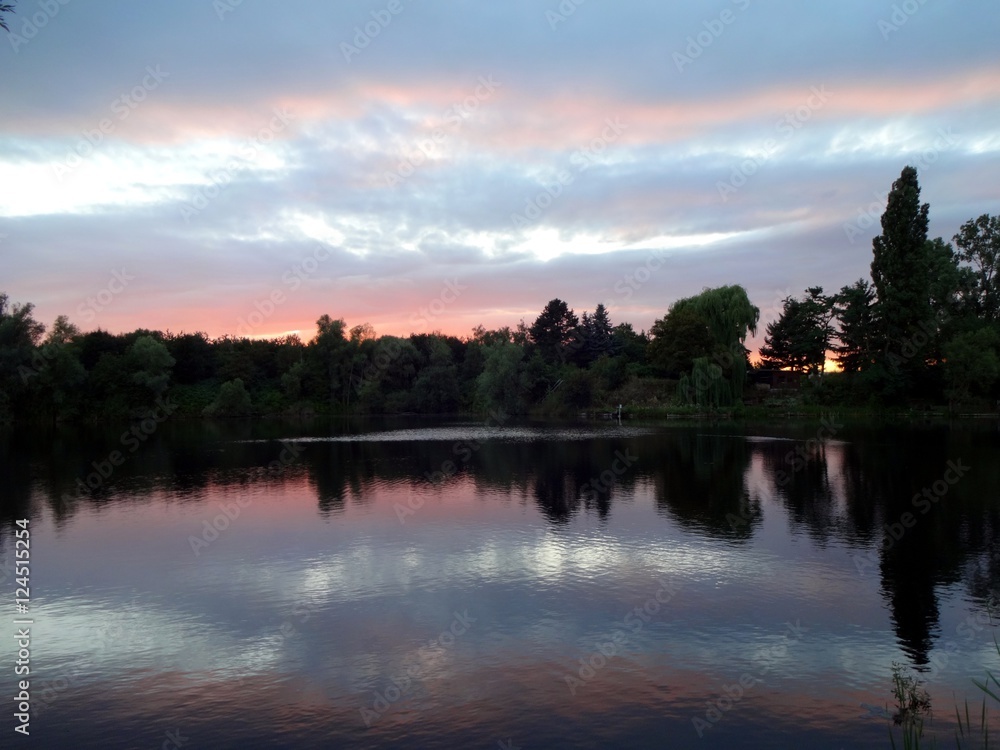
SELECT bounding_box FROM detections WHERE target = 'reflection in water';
[652,433,759,541]
[1,417,999,748]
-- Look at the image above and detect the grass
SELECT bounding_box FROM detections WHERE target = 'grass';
[889,636,1000,750]
[954,636,1000,749]
[889,663,933,750]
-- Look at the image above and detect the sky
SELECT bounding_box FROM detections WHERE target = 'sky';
[1,0,998,350]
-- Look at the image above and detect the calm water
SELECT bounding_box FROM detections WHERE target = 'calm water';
[1,417,999,749]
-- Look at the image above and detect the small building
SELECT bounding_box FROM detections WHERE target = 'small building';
[749,369,804,390]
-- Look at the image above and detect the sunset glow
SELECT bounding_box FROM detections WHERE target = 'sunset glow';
[1,1,997,348]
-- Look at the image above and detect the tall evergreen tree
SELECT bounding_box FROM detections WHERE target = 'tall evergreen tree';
[586,303,614,359]
[870,166,932,393]
[529,299,579,364]
[758,288,833,374]
[833,279,877,374]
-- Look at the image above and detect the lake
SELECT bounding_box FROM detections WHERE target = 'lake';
[1,416,998,749]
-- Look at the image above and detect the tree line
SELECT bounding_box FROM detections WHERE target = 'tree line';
[1,165,996,423]
[0,286,757,423]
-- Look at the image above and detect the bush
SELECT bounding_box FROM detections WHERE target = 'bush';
[203,378,253,417]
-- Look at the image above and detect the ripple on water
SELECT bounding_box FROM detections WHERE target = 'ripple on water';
[235,424,654,444]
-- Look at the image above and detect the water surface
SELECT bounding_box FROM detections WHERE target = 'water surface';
[1,417,998,748]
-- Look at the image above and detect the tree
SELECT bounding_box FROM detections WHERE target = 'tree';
[953,214,1000,321]
[924,237,964,364]
[166,332,215,384]
[470,324,512,346]
[759,297,812,372]
[580,303,615,363]
[128,335,175,397]
[669,285,759,404]
[203,378,253,417]
[529,299,579,364]
[870,166,932,391]
[475,341,527,416]
[34,315,85,422]
[833,279,877,374]
[611,322,649,368]
[942,328,1000,406]
[411,337,460,413]
[281,360,306,402]
[926,237,962,320]
[758,287,833,374]
[308,315,350,407]
[349,322,376,345]
[0,293,45,364]
[677,357,726,408]
[648,306,711,377]
[0,3,15,33]
[46,314,78,344]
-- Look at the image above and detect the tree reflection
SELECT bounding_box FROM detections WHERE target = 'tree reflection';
[651,432,760,541]
[7,417,1000,670]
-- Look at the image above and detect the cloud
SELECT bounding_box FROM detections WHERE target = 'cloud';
[1,0,998,345]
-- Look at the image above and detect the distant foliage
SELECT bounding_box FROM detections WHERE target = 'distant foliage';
[203,378,253,417]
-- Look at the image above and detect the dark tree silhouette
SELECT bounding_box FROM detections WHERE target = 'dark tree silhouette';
[0,3,15,33]
[529,298,579,364]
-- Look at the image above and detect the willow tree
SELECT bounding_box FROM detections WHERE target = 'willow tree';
[666,285,759,405]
